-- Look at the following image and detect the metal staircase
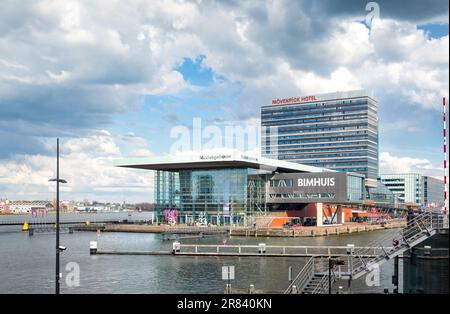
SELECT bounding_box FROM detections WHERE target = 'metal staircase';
[285,211,448,294]
[285,256,337,294]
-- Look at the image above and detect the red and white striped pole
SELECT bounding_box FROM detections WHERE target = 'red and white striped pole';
[444,97,448,215]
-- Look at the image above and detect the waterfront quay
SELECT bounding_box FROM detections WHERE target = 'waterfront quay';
[230,220,405,237]
[74,219,406,238]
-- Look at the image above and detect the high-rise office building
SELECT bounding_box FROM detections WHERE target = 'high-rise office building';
[261,90,378,187]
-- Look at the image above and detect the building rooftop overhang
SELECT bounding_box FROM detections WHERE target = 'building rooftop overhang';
[114,152,334,173]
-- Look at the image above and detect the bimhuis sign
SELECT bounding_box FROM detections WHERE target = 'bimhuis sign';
[267,172,348,203]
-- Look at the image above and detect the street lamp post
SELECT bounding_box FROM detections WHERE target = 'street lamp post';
[49,138,67,294]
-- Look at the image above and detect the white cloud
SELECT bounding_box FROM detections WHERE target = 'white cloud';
[1,0,449,202]
[0,131,154,202]
[380,152,443,176]
[380,120,424,133]
[63,132,121,156]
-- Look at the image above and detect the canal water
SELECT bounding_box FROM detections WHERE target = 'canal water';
[0,224,416,294]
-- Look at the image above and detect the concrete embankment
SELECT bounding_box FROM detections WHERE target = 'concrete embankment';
[74,220,406,237]
[103,224,164,233]
[100,224,231,234]
[230,220,406,237]
[73,224,163,233]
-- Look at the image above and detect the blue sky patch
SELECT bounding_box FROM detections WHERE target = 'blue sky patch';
[417,23,449,39]
[175,55,215,86]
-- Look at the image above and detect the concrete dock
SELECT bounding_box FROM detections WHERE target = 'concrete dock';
[230,220,406,237]
[77,220,406,238]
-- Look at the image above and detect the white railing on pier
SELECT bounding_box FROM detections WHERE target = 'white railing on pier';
[0,212,155,225]
[176,244,390,257]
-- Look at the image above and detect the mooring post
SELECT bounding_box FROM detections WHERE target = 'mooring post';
[291,285,298,294]
[172,241,180,254]
[258,243,266,254]
[90,241,97,255]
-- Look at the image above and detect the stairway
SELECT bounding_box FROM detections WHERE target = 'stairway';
[285,256,336,294]
[348,211,445,280]
[302,274,331,294]
[285,211,448,294]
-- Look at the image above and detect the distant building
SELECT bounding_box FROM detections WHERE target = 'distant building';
[60,201,75,213]
[0,199,11,214]
[380,174,444,208]
[134,203,155,211]
[8,200,52,214]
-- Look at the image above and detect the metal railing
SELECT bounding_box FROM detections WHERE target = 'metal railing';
[311,258,334,294]
[177,244,391,256]
[0,212,156,225]
[284,212,448,294]
[284,256,336,294]
[312,272,334,294]
[347,211,446,279]
[284,257,314,294]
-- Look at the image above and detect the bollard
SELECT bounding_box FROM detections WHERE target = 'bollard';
[291,285,298,294]
[173,241,181,254]
[249,284,255,294]
[424,245,431,256]
[22,222,29,232]
[346,244,355,255]
[28,228,34,236]
[90,241,97,255]
[69,227,74,234]
[258,243,266,254]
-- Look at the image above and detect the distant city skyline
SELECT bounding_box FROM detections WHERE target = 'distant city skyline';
[0,0,448,202]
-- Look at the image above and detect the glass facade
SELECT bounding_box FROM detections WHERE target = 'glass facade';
[366,179,399,207]
[152,167,403,224]
[380,174,422,204]
[261,91,379,187]
[155,168,248,222]
[347,174,365,202]
[423,176,444,207]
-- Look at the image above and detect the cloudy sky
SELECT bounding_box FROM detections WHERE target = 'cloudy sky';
[0,0,448,202]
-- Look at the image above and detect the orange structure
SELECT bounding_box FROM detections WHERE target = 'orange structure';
[266,202,388,227]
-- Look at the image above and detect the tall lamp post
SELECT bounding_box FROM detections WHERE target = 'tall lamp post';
[49,138,67,294]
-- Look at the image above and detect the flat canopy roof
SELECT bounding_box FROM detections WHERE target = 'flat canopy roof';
[114,152,333,173]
